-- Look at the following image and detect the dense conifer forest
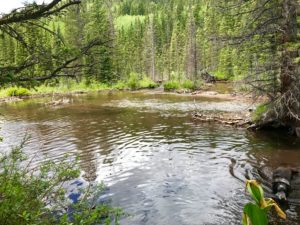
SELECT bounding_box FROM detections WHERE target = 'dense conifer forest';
[0,1,300,224]
[0,0,299,128]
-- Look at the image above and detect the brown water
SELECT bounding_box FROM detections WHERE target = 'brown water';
[0,91,300,225]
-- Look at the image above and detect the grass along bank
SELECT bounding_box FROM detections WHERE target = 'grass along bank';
[0,73,207,99]
[0,75,159,98]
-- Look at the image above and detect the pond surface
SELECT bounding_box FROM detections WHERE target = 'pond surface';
[0,91,300,225]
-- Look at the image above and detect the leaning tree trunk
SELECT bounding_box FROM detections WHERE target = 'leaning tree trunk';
[252,0,300,134]
[280,0,298,93]
[277,0,300,123]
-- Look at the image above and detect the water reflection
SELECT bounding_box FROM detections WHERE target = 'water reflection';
[0,92,299,224]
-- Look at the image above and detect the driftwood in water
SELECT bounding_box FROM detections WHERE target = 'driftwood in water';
[192,112,252,127]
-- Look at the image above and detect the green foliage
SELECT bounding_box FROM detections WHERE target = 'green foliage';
[252,104,269,122]
[213,71,227,80]
[113,80,128,90]
[182,79,195,90]
[126,73,157,90]
[33,79,110,94]
[6,87,31,97]
[163,80,180,91]
[0,76,159,97]
[139,76,157,89]
[163,79,200,91]
[0,139,122,225]
[2,0,299,107]
[243,180,286,225]
[127,72,139,90]
[243,203,268,225]
[115,15,146,30]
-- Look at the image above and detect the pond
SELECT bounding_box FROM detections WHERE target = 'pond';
[0,91,300,225]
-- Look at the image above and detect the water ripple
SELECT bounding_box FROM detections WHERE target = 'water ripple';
[0,92,300,224]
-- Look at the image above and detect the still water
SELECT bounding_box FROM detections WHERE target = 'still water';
[0,91,300,225]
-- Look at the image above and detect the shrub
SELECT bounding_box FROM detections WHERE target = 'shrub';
[127,72,139,90]
[163,80,180,91]
[113,80,128,90]
[139,76,157,89]
[182,79,195,90]
[243,180,286,225]
[193,80,203,90]
[7,87,31,97]
[0,139,122,225]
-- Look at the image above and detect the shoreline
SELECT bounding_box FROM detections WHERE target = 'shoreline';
[0,88,259,104]
[0,87,263,127]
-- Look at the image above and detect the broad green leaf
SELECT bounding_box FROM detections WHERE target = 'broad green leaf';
[246,180,265,206]
[243,203,268,225]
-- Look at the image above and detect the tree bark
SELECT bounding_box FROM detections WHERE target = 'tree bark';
[280,0,298,93]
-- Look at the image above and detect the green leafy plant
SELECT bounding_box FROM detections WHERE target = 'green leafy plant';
[0,139,122,225]
[243,180,286,225]
[127,72,139,90]
[163,80,180,91]
[113,80,128,90]
[6,87,31,97]
[182,79,195,90]
[139,76,157,89]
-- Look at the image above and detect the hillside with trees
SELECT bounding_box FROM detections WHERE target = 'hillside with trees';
[0,1,300,224]
[0,0,299,131]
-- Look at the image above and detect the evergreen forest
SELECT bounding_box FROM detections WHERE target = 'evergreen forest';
[1,0,299,128]
[0,1,300,225]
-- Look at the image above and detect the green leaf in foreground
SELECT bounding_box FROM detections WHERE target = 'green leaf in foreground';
[243,180,286,225]
[246,180,264,206]
[243,203,268,225]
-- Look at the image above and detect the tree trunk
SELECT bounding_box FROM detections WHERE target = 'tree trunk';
[280,0,297,93]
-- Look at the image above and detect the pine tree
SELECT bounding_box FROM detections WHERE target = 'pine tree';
[185,4,198,80]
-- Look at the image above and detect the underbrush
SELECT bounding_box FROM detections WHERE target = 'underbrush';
[252,104,269,122]
[182,79,195,89]
[138,76,157,89]
[163,80,180,91]
[6,87,31,97]
[126,73,158,90]
[0,75,159,98]
[163,79,201,91]
[34,79,110,94]
[0,138,122,225]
